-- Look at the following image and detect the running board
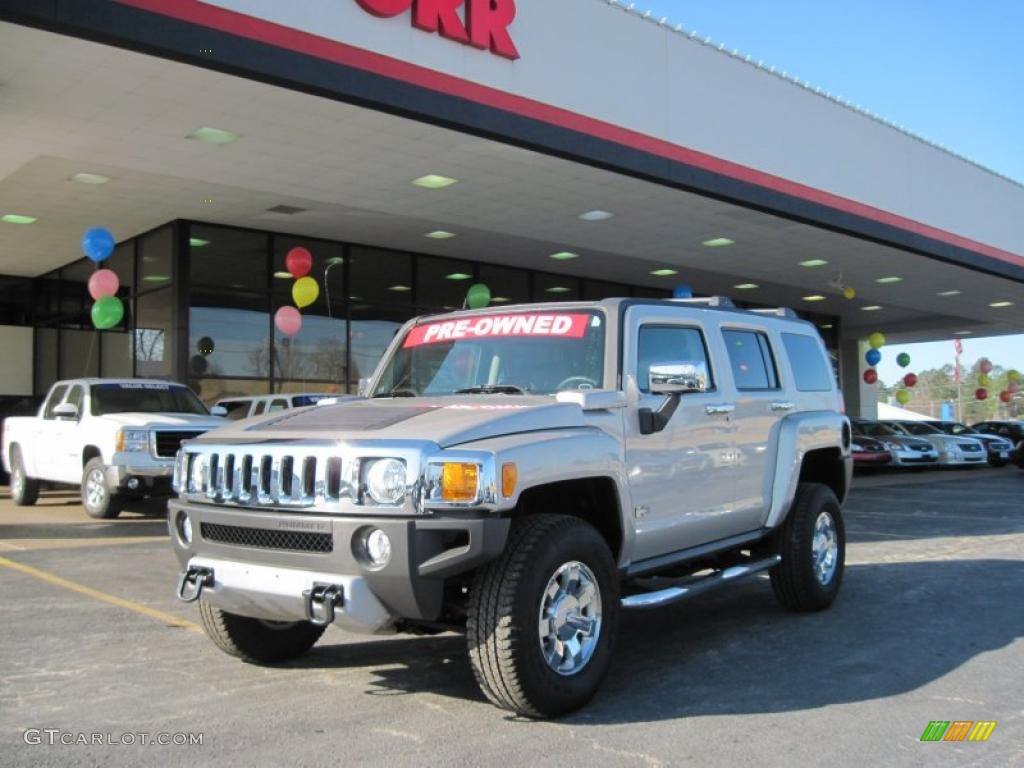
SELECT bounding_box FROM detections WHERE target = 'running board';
[621,555,782,609]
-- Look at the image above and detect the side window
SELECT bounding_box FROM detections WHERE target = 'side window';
[722,329,779,391]
[252,400,268,416]
[65,385,85,417]
[781,333,833,391]
[636,326,713,393]
[267,398,289,413]
[42,385,69,420]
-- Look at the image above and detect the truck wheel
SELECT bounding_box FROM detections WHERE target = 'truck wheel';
[198,602,326,664]
[9,448,39,506]
[467,514,619,718]
[81,457,123,520]
[770,482,845,612]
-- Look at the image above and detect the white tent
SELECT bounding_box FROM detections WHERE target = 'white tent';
[877,402,932,421]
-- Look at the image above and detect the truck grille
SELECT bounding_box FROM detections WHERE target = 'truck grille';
[154,431,205,458]
[200,522,333,553]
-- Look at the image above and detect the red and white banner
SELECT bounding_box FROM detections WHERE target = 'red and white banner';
[404,313,590,348]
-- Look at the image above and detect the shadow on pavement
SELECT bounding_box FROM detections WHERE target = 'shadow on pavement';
[297,559,1023,721]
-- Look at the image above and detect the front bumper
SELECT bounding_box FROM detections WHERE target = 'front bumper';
[168,500,510,632]
[938,449,987,465]
[852,451,892,466]
[890,448,940,466]
[106,452,175,490]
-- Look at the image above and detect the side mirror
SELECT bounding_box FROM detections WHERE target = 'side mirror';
[210,405,228,417]
[649,361,709,396]
[357,378,371,398]
[53,403,79,420]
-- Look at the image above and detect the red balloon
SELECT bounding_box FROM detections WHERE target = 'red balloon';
[285,247,313,278]
[863,369,878,384]
[979,358,993,375]
[975,388,988,401]
[902,373,918,388]
[999,390,1012,404]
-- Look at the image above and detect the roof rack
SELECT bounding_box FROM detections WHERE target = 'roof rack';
[748,307,799,319]
[667,296,736,308]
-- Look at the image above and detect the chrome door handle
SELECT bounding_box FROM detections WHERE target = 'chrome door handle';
[705,403,735,415]
[770,401,796,412]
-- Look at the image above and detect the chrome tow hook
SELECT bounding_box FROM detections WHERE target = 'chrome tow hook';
[303,583,345,626]
[176,566,215,603]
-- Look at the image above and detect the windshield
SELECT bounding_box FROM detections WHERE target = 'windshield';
[373,310,606,397]
[854,421,897,437]
[898,422,940,436]
[91,383,209,416]
[935,422,972,435]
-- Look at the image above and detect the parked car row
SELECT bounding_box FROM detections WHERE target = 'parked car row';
[851,418,1020,471]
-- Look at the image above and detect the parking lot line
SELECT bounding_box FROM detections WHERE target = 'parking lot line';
[0,555,200,633]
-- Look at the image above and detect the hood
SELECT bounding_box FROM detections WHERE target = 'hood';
[852,438,885,451]
[884,435,934,450]
[194,396,595,448]
[101,412,229,429]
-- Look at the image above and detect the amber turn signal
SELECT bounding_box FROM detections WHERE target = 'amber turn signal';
[441,462,479,502]
[501,462,517,498]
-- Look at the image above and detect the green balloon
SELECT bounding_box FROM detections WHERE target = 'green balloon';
[91,295,124,329]
[466,283,491,310]
[897,352,911,368]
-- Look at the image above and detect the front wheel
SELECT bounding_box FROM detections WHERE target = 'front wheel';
[988,457,1008,468]
[198,602,326,664]
[770,482,845,612]
[81,457,123,519]
[9,448,40,506]
[467,514,619,718]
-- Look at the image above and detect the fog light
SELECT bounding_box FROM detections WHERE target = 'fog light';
[126,477,140,490]
[176,511,192,545]
[364,528,391,567]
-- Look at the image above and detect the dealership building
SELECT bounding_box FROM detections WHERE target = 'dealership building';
[0,0,1021,417]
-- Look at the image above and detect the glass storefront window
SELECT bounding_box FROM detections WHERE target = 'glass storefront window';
[106,241,135,297]
[189,290,271,379]
[348,305,417,388]
[34,327,58,394]
[478,264,530,306]
[139,225,175,288]
[190,224,267,291]
[59,259,93,328]
[188,377,270,406]
[583,280,631,301]
[349,247,412,305]
[417,256,476,310]
[271,236,344,319]
[274,315,348,386]
[101,331,133,378]
[135,288,174,379]
[60,329,100,379]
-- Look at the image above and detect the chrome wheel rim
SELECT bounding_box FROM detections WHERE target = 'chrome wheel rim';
[85,469,106,509]
[538,560,602,676]
[812,511,839,585]
[11,467,24,498]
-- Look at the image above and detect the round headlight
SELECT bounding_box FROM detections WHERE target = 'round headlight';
[176,511,192,545]
[189,454,206,493]
[365,528,392,567]
[365,458,406,505]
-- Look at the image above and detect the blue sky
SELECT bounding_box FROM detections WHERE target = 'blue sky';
[634,0,1023,377]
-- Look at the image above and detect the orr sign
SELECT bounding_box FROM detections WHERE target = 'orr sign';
[355,0,520,60]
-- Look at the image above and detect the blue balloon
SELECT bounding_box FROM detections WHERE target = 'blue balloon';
[672,283,693,299]
[865,348,881,366]
[82,227,115,263]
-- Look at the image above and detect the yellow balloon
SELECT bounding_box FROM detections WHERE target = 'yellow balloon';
[1009,369,1021,383]
[292,276,319,308]
[978,373,991,387]
[868,331,886,349]
[843,285,857,300]
[895,389,910,405]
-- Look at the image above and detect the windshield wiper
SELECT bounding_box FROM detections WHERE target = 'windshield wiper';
[454,385,526,395]
[373,389,418,398]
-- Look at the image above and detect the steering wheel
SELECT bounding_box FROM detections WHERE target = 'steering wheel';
[556,376,598,391]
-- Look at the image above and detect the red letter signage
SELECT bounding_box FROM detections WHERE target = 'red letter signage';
[354,0,519,59]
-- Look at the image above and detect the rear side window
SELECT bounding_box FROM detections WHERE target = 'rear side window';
[218,400,251,421]
[636,326,713,393]
[722,330,778,390]
[781,333,833,391]
[267,398,289,413]
[252,400,268,416]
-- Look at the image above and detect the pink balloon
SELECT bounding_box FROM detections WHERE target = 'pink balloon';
[88,269,119,300]
[274,306,302,337]
[979,358,993,375]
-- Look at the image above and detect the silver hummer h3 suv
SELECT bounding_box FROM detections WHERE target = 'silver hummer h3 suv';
[169,297,852,717]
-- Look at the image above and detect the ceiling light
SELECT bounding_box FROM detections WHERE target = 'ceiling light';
[426,230,456,239]
[549,251,580,261]
[876,276,903,284]
[819,324,834,329]
[545,286,571,294]
[734,283,759,290]
[955,330,973,335]
[579,210,614,222]
[70,172,110,185]
[445,272,472,281]
[143,275,171,283]
[799,259,829,268]
[186,126,241,145]
[989,301,1014,308]
[937,290,961,296]
[702,237,735,247]
[802,295,826,302]
[190,238,210,248]
[490,296,510,303]
[861,305,883,311]
[274,271,293,279]
[388,285,412,292]
[2,214,36,225]
[651,269,679,277]
[412,174,458,189]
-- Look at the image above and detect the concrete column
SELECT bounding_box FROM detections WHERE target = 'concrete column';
[839,337,878,419]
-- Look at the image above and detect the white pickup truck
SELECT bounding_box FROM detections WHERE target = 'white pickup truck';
[3,379,226,518]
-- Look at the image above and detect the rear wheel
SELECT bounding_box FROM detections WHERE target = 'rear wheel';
[771,482,845,612]
[467,514,619,718]
[81,457,123,519]
[9,448,39,506]
[198,602,326,664]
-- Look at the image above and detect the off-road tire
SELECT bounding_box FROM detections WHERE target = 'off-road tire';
[198,602,326,664]
[81,457,123,519]
[467,514,619,718]
[9,447,39,506]
[771,482,845,612]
